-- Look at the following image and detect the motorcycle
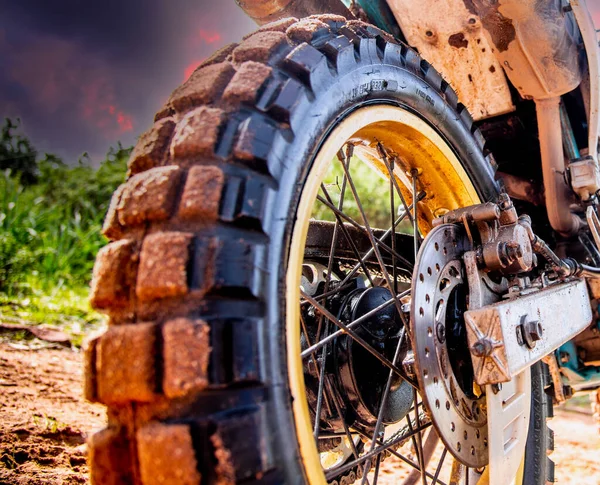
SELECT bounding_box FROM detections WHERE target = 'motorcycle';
[85,1,600,484]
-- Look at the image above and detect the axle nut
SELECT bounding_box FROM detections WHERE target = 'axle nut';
[525,321,543,342]
[517,317,543,349]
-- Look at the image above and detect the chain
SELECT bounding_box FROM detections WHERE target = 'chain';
[326,412,431,485]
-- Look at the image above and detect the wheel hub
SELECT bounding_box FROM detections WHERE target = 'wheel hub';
[301,263,413,435]
[336,286,413,429]
[410,224,489,468]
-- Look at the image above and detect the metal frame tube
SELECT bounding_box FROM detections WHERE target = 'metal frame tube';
[560,102,581,161]
[535,97,581,235]
[571,0,600,162]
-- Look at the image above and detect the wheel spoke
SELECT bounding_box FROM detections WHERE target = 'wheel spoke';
[404,398,428,485]
[376,143,399,297]
[300,290,407,379]
[332,191,425,290]
[404,429,440,485]
[313,343,329,439]
[325,420,433,480]
[316,194,413,271]
[299,311,333,416]
[324,374,362,462]
[413,388,428,485]
[319,184,376,285]
[332,157,410,327]
[431,448,447,485]
[300,282,355,305]
[313,148,351,440]
[314,147,351,337]
[411,169,422,260]
[349,424,446,485]
[372,453,382,485]
[301,289,410,358]
[360,329,406,485]
[388,150,398,295]
[377,143,415,226]
[384,445,445,485]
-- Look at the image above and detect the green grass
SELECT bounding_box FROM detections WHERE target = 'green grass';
[0,280,106,347]
[0,147,129,294]
[0,120,128,344]
[0,153,123,344]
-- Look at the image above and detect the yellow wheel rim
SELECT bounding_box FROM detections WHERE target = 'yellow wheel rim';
[286,104,482,485]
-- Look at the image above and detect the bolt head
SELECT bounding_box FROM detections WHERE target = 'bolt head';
[471,338,493,357]
[436,323,446,343]
[525,321,543,342]
[504,242,523,262]
[518,319,543,349]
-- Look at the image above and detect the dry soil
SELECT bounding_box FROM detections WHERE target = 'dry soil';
[0,343,598,484]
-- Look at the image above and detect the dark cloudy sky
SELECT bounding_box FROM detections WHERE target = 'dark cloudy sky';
[1,2,599,163]
[0,0,255,162]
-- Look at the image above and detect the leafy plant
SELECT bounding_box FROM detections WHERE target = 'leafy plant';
[0,118,38,185]
[0,119,129,295]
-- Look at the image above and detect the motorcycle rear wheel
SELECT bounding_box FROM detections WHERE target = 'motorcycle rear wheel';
[87,15,554,485]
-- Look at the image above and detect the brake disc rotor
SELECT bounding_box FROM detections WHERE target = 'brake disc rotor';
[410,224,488,468]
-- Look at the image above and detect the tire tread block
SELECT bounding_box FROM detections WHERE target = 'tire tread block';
[137,423,201,485]
[137,232,194,301]
[89,428,134,485]
[118,166,182,226]
[97,323,158,403]
[90,239,137,310]
[163,318,211,398]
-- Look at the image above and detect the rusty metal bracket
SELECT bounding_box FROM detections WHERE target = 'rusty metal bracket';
[541,354,567,404]
[465,306,510,385]
[465,279,593,386]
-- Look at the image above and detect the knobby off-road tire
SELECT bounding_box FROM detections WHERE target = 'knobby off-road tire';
[86,15,554,485]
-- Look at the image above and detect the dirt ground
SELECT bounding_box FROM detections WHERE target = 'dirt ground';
[0,342,598,485]
[0,343,105,484]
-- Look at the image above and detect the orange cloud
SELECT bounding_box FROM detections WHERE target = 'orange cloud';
[183,59,205,81]
[198,29,221,44]
[5,33,135,140]
[81,79,134,136]
[182,28,221,80]
[117,111,133,132]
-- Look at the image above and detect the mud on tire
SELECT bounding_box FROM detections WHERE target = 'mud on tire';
[86,15,552,485]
